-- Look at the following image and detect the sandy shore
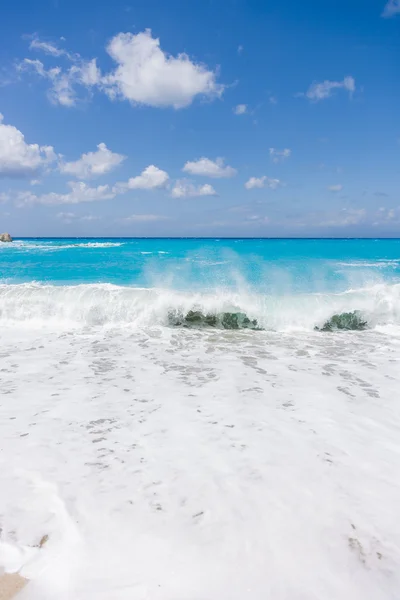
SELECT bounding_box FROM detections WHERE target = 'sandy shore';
[0,573,28,600]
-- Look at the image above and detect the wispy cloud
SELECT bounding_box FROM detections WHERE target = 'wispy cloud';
[328,184,343,192]
[233,104,247,115]
[18,57,101,107]
[269,148,291,163]
[119,214,170,223]
[382,0,400,17]
[301,76,355,101]
[29,36,76,59]
[57,211,101,223]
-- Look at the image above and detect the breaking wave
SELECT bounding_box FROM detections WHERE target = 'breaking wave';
[0,241,124,251]
[0,282,400,331]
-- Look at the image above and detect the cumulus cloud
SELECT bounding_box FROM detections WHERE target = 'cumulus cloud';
[382,0,400,17]
[102,29,224,108]
[16,181,116,206]
[269,148,291,163]
[328,184,343,192]
[233,104,247,115]
[245,176,281,190]
[19,30,224,110]
[302,76,355,101]
[115,165,169,192]
[182,157,236,178]
[59,143,126,179]
[0,113,57,178]
[171,180,217,198]
[9,163,170,207]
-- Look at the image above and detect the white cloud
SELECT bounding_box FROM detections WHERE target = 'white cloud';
[245,215,270,225]
[233,104,247,115]
[328,184,343,192]
[318,208,365,227]
[237,45,244,55]
[120,214,169,223]
[102,29,223,109]
[9,164,169,207]
[19,57,101,107]
[182,157,236,178]
[0,113,57,178]
[303,76,356,101]
[171,180,217,198]
[81,214,101,221]
[115,165,169,192]
[382,0,400,17]
[59,143,125,179]
[269,95,278,105]
[29,37,70,58]
[57,211,76,223]
[269,148,291,163]
[16,181,116,206]
[20,30,223,110]
[245,176,281,190]
[57,212,100,223]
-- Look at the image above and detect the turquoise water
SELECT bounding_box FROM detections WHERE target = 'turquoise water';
[1,238,400,329]
[2,238,400,289]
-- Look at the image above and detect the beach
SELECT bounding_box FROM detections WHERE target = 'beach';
[1,238,400,599]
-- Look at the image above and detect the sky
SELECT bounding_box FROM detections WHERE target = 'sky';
[0,0,399,237]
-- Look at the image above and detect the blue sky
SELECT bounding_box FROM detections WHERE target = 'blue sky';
[0,0,399,237]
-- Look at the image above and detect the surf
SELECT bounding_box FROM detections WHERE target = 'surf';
[0,282,399,331]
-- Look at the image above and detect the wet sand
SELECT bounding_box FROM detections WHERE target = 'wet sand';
[0,573,27,600]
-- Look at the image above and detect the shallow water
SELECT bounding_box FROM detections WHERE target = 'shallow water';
[1,239,400,599]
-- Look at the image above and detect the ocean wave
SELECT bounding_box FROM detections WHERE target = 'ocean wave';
[0,241,124,251]
[0,282,399,331]
[336,260,400,268]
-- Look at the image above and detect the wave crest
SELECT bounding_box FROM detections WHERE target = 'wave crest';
[0,282,399,331]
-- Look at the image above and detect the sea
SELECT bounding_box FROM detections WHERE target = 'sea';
[0,237,400,599]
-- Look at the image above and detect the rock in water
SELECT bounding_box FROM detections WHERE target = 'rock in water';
[168,309,261,330]
[0,233,12,242]
[315,310,368,332]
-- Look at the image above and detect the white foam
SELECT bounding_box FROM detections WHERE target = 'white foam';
[0,282,400,330]
[0,241,124,251]
[0,325,400,598]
